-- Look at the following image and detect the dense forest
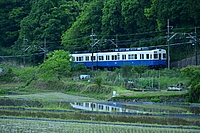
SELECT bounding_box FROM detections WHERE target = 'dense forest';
[0,0,200,65]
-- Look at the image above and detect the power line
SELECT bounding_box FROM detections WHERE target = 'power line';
[0,51,46,58]
[13,26,199,45]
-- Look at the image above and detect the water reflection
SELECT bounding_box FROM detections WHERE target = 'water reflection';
[70,102,148,114]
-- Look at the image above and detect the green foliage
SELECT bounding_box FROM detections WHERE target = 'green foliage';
[18,67,39,82]
[1,0,200,65]
[144,0,193,30]
[94,77,102,88]
[39,50,72,80]
[0,66,15,83]
[131,66,148,75]
[151,97,161,102]
[71,64,88,74]
[101,0,124,35]
[187,0,200,24]
[0,89,7,95]
[120,64,134,79]
[19,0,80,51]
[62,0,104,51]
[0,0,30,50]
[181,66,200,103]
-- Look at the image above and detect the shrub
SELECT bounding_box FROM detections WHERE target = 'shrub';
[94,77,102,88]
[0,67,15,83]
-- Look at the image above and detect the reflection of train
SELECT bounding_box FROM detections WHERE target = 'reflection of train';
[70,102,148,114]
[71,48,166,69]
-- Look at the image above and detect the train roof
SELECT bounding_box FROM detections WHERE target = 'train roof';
[71,47,165,55]
[70,47,163,54]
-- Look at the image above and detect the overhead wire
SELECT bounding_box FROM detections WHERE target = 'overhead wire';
[1,26,198,58]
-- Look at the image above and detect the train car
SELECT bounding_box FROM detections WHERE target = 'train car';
[70,48,166,69]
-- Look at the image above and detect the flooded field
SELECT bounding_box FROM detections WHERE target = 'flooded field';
[0,92,200,132]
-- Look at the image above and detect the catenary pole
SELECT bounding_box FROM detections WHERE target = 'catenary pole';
[167,19,170,69]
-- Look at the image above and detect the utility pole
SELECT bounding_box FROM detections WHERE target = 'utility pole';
[23,36,28,67]
[91,29,95,73]
[187,27,198,65]
[167,19,171,69]
[90,29,99,75]
[116,34,119,51]
[167,20,177,69]
[195,27,197,65]
[44,38,47,61]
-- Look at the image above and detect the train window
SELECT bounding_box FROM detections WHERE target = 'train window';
[140,54,144,59]
[150,54,152,59]
[163,53,166,58]
[128,54,137,59]
[106,55,110,60]
[128,54,131,59]
[91,56,96,61]
[128,54,133,59]
[85,103,89,107]
[99,105,103,110]
[76,57,78,61]
[122,55,126,60]
[112,55,117,60]
[99,56,104,61]
[86,56,89,61]
[72,57,75,61]
[146,54,149,59]
[92,103,95,108]
[112,55,114,60]
[117,54,120,60]
[154,54,158,59]
[78,57,83,61]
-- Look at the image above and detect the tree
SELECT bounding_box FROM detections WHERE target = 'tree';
[101,0,124,35]
[62,0,104,51]
[19,0,80,51]
[144,0,193,30]
[94,77,102,89]
[121,0,152,34]
[131,65,148,78]
[39,50,72,80]
[181,66,200,103]
[187,0,200,25]
[0,0,30,50]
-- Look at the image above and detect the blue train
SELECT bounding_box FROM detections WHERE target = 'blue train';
[71,48,167,69]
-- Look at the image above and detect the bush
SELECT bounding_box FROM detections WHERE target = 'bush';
[94,77,102,88]
[0,67,15,83]
[0,89,7,95]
